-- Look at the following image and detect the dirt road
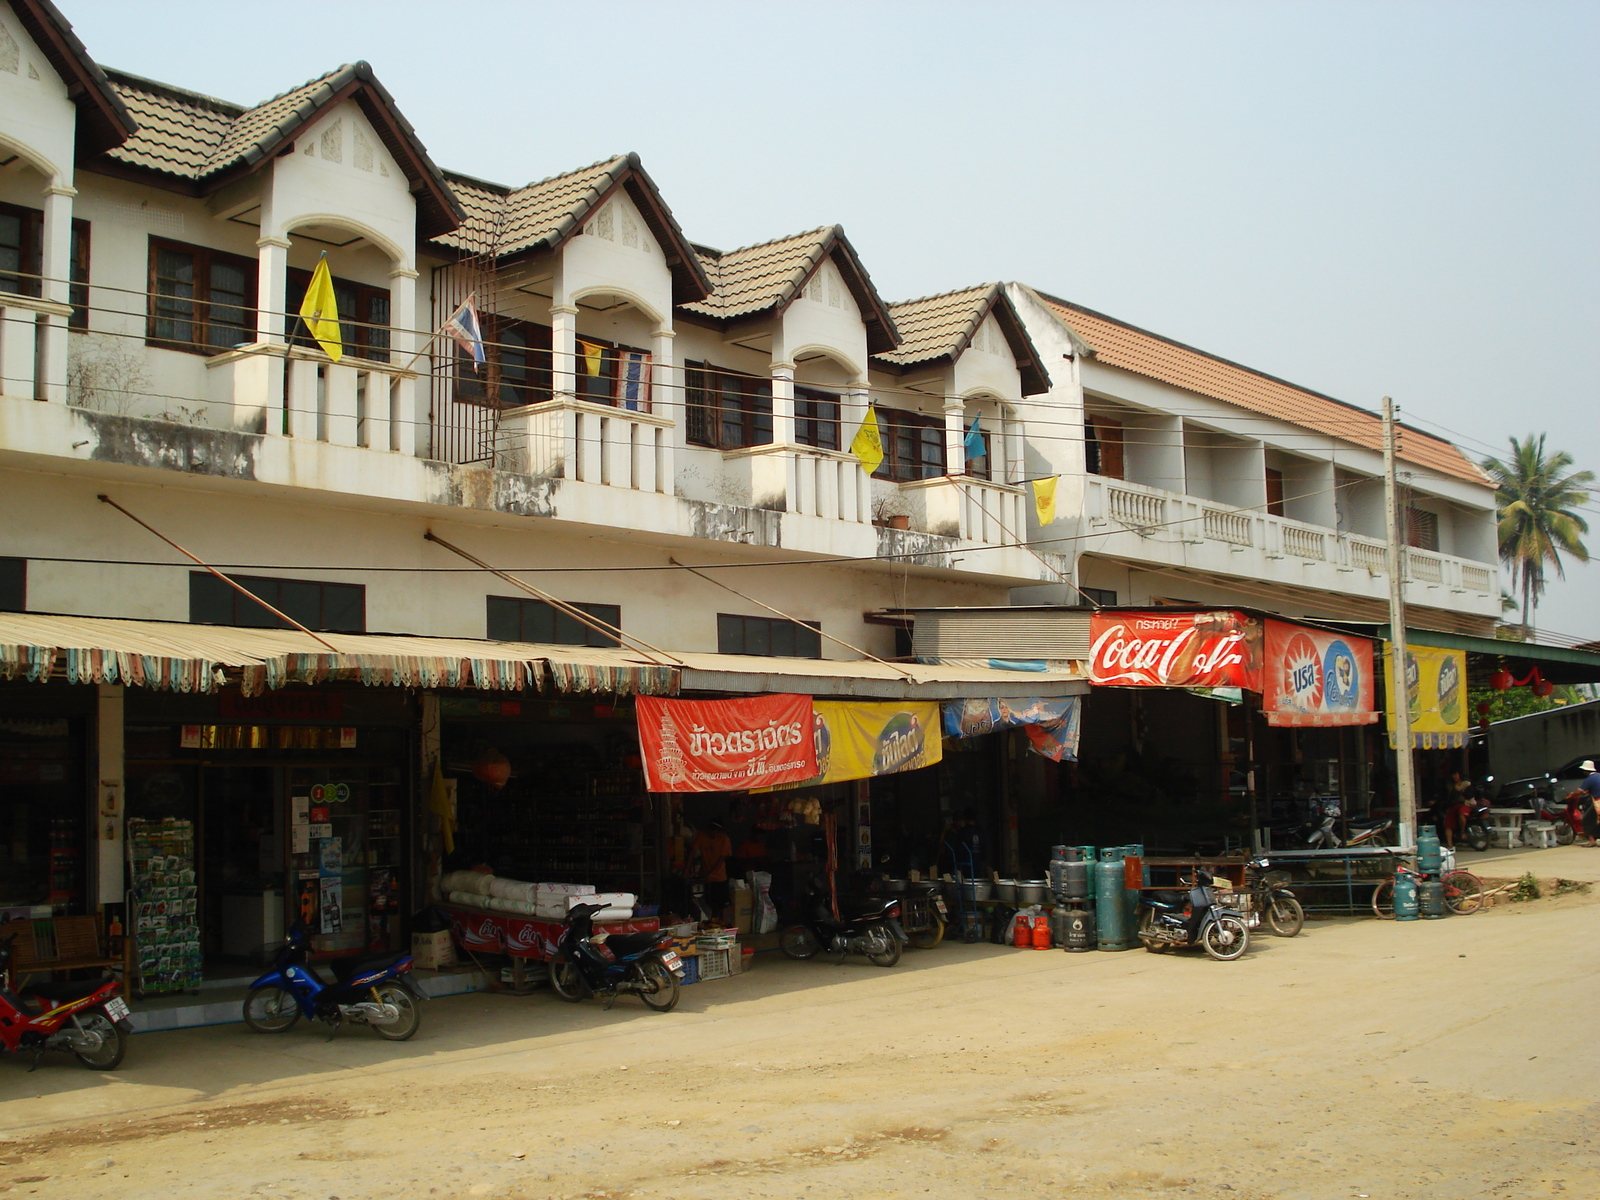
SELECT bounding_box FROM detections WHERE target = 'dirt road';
[1,881,1596,1200]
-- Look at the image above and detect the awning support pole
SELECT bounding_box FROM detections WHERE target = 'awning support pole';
[97,494,339,653]
[424,532,683,667]
[1382,398,1418,851]
[668,558,919,679]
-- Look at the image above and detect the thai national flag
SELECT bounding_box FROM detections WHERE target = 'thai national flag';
[444,296,485,371]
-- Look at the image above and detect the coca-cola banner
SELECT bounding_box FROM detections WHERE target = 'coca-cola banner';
[1263,620,1377,727]
[1088,611,1264,690]
[635,693,817,793]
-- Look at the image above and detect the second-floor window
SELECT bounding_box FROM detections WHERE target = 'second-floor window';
[486,596,620,647]
[1265,468,1286,516]
[717,613,822,659]
[1406,507,1440,552]
[873,408,945,482]
[574,334,651,408]
[1085,415,1124,479]
[965,425,992,480]
[148,238,256,354]
[0,557,24,612]
[795,386,841,450]
[0,203,91,329]
[456,317,553,408]
[286,268,390,361]
[189,572,364,632]
[685,363,772,450]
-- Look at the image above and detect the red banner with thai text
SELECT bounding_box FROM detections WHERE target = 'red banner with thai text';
[1088,611,1264,690]
[635,693,817,792]
[1262,620,1377,726]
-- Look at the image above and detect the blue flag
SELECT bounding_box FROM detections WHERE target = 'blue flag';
[963,416,986,461]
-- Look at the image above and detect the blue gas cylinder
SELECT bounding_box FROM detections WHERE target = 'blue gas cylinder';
[1094,852,1131,950]
[1419,878,1447,919]
[1417,829,1443,877]
[1394,871,1420,921]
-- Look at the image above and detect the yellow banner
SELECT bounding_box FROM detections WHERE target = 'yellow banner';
[763,700,943,789]
[1383,642,1467,748]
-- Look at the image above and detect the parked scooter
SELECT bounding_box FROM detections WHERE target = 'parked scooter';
[895,881,949,949]
[1246,858,1305,937]
[1273,798,1342,849]
[243,924,424,1040]
[0,934,133,1070]
[779,885,906,967]
[1137,870,1251,960]
[1531,793,1577,846]
[548,902,683,1012]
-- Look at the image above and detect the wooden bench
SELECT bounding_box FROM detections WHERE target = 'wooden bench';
[0,916,123,987]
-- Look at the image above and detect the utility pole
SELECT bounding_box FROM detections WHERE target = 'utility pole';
[1382,397,1418,850]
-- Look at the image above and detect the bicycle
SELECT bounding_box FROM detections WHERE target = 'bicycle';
[1372,864,1485,918]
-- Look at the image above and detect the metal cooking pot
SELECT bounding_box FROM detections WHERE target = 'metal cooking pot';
[1016,879,1050,905]
[993,879,1017,903]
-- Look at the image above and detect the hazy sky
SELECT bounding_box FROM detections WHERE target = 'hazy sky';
[64,0,1599,636]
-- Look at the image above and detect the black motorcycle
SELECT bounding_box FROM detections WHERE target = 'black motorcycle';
[1137,870,1250,961]
[1246,857,1305,937]
[779,889,905,967]
[548,903,684,1012]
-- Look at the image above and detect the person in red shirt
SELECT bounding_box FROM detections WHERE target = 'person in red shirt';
[692,820,733,914]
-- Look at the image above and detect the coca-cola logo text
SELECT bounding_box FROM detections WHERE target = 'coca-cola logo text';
[1089,623,1247,686]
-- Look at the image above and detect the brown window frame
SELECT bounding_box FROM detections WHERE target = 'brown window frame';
[286,267,391,361]
[188,571,365,633]
[685,362,773,450]
[146,237,258,356]
[454,316,554,410]
[572,332,651,409]
[873,407,946,482]
[0,203,90,330]
[1265,468,1286,517]
[486,595,620,647]
[794,385,841,451]
[1085,414,1125,479]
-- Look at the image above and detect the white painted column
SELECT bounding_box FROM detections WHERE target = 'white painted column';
[389,265,419,456]
[1003,413,1025,486]
[770,359,796,446]
[249,235,292,434]
[37,184,76,403]
[651,325,677,494]
[551,304,578,401]
[93,684,125,911]
[944,401,966,476]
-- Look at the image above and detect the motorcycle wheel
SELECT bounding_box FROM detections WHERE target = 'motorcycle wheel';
[243,985,302,1033]
[1137,909,1167,952]
[779,925,821,960]
[1556,823,1576,847]
[72,1011,125,1070]
[369,984,421,1041]
[1264,893,1305,938]
[866,931,902,968]
[1467,826,1490,852]
[1201,915,1249,961]
[1442,870,1485,916]
[906,918,945,950]
[1371,880,1395,919]
[636,959,680,1013]
[549,954,586,1002]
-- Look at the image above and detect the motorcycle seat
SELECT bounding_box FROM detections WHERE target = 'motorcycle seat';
[22,976,114,1005]
[1147,890,1188,908]
[329,952,410,984]
[605,931,664,958]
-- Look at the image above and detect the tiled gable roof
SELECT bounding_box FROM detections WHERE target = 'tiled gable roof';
[681,225,899,355]
[432,154,710,304]
[1039,294,1485,486]
[94,64,463,239]
[10,0,135,154]
[875,284,1051,396]
[876,283,998,366]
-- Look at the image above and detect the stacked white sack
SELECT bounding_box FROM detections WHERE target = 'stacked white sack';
[440,871,493,895]
[564,892,635,912]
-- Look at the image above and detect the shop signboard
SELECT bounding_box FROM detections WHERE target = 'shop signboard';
[635,693,816,792]
[1087,611,1264,690]
[1382,642,1468,748]
[801,700,943,786]
[1262,621,1377,727]
[941,697,1083,762]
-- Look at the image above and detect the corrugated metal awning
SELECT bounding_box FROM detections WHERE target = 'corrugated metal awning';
[910,608,1092,662]
[0,612,678,697]
[670,650,1087,701]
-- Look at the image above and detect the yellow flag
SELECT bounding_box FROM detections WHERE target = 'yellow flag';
[1031,476,1059,525]
[428,757,455,854]
[578,340,604,376]
[850,405,884,475]
[297,257,342,362]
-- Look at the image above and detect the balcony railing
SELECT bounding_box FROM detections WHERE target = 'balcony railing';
[0,293,69,402]
[1203,506,1252,546]
[509,396,673,494]
[206,343,419,452]
[903,475,1027,542]
[1108,484,1166,529]
[1282,525,1326,561]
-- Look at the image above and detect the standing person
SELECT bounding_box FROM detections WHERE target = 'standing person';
[1442,770,1473,850]
[692,819,734,915]
[1576,761,1600,848]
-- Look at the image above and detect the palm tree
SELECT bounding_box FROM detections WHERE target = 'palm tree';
[1480,435,1594,630]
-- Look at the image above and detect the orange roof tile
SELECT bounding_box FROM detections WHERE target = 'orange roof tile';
[1040,294,1485,486]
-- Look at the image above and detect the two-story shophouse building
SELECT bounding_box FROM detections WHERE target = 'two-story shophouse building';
[0,1,1085,968]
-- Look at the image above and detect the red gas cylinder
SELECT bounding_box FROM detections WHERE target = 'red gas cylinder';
[1032,915,1051,949]
[1013,913,1032,947]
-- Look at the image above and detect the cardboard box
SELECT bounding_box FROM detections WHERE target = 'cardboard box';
[411,928,455,970]
[732,890,755,934]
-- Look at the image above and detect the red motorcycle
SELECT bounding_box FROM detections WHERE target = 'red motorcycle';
[0,934,132,1070]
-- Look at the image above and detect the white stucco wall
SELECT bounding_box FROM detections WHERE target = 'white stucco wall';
[0,8,75,185]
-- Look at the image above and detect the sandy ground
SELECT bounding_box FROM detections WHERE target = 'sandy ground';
[1,854,1596,1200]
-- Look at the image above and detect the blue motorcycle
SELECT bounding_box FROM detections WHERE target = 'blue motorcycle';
[548,902,683,1012]
[242,924,424,1040]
